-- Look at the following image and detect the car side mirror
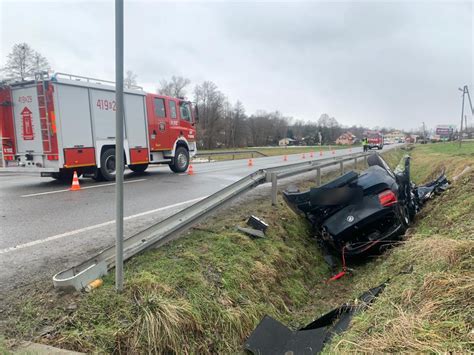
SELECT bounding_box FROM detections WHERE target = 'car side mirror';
[194,105,200,123]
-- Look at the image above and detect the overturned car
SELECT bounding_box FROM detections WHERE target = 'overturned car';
[283,153,448,259]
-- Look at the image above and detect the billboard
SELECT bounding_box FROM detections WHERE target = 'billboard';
[435,125,455,138]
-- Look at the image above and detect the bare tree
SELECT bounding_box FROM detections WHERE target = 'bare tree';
[2,43,50,80]
[317,114,342,143]
[231,101,247,147]
[158,76,191,97]
[194,81,226,149]
[124,70,138,88]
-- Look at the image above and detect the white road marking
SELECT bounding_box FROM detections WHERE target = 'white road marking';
[20,178,147,198]
[0,195,208,254]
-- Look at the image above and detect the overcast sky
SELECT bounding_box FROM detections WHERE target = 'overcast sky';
[1,0,472,130]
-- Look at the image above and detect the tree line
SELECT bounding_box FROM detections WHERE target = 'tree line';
[1,43,402,149]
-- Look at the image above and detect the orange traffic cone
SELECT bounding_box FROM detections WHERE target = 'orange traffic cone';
[302,153,306,159]
[70,171,81,191]
[188,164,194,175]
[283,155,288,161]
[248,159,253,167]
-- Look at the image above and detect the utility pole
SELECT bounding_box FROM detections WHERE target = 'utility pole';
[422,122,426,142]
[458,85,474,147]
[115,0,124,292]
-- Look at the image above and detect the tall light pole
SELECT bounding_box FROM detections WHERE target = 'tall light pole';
[458,86,473,147]
[115,0,124,292]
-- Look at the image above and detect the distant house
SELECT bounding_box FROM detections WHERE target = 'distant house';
[405,134,419,143]
[384,130,405,144]
[279,138,296,146]
[335,132,356,145]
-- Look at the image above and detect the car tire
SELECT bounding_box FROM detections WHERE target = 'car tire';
[129,164,148,173]
[100,148,123,181]
[169,146,189,173]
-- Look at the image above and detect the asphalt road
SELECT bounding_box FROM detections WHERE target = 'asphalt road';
[0,145,399,292]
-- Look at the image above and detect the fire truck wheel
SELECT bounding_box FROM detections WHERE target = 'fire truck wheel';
[169,146,189,173]
[129,164,148,173]
[100,148,122,181]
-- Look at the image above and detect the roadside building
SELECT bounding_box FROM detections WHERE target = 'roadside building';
[384,130,405,144]
[279,138,296,146]
[405,134,419,143]
[335,132,356,145]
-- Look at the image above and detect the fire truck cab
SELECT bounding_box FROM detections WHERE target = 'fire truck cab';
[367,131,384,150]
[0,73,197,181]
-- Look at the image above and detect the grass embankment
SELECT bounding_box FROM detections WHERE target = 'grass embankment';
[2,142,473,353]
[196,145,349,161]
[326,142,474,353]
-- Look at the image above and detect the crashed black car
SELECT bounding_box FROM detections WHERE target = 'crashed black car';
[283,153,448,258]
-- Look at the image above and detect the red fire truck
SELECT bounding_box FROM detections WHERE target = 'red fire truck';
[367,131,384,150]
[0,73,197,180]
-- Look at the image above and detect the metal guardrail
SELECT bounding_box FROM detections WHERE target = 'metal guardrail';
[195,150,267,161]
[52,151,370,291]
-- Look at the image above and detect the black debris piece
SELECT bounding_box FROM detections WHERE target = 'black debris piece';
[244,283,385,355]
[237,226,265,239]
[247,215,269,232]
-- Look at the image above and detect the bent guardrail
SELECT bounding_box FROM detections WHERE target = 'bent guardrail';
[53,151,370,291]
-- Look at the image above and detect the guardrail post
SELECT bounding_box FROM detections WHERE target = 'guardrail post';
[271,172,278,206]
[233,154,235,160]
[340,161,344,175]
[208,156,211,162]
[316,167,321,186]
[354,157,357,169]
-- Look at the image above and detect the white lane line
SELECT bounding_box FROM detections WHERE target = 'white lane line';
[20,178,147,198]
[0,195,208,254]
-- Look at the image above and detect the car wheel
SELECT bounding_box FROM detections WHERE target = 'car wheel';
[169,146,189,173]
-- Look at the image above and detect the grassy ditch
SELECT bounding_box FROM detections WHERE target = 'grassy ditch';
[2,142,473,353]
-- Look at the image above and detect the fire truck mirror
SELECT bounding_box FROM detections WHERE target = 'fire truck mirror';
[194,105,200,122]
